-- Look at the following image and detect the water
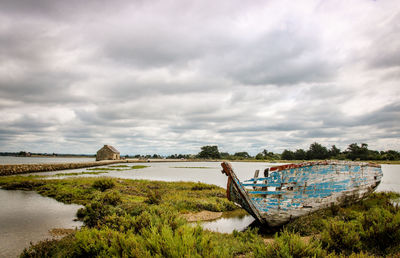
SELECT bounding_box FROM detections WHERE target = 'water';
[1,161,399,255]
[29,161,287,188]
[29,162,400,193]
[378,165,400,192]
[0,156,95,165]
[199,210,255,233]
[0,189,83,258]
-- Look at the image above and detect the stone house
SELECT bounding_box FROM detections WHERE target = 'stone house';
[96,145,120,161]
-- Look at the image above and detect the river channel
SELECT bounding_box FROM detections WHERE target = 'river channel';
[1,161,399,257]
[0,189,82,258]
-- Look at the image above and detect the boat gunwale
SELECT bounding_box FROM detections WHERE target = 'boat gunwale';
[268,160,381,173]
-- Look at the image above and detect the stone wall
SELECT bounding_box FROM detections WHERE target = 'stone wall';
[0,160,128,176]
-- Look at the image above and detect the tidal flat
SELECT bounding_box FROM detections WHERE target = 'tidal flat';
[0,176,399,257]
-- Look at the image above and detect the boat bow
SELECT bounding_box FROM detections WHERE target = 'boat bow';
[221,162,265,224]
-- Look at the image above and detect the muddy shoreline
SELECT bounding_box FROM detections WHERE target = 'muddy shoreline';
[182,210,223,222]
[0,160,130,176]
[0,158,198,176]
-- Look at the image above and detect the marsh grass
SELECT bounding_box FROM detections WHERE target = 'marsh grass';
[17,171,108,179]
[265,230,327,257]
[92,178,115,192]
[54,171,108,176]
[285,192,400,256]
[22,207,269,257]
[130,165,149,169]
[85,165,149,172]
[0,176,234,214]
[171,166,217,169]
[2,175,399,257]
[86,167,125,171]
[107,164,149,169]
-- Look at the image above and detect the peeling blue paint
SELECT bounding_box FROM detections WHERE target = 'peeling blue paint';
[244,163,382,214]
[222,161,383,227]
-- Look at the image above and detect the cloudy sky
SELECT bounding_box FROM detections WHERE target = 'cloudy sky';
[0,0,399,155]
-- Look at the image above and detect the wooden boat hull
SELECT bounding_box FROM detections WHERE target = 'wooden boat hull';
[221,161,382,227]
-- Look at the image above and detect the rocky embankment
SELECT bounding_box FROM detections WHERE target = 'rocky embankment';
[0,160,128,176]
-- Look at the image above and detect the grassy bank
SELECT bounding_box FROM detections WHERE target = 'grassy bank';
[0,176,399,257]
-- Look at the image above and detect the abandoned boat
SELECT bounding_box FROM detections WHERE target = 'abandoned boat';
[221,161,382,227]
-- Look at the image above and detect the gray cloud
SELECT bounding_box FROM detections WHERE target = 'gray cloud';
[0,0,399,155]
[366,13,400,69]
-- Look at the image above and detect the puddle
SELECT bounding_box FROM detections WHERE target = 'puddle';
[198,209,255,233]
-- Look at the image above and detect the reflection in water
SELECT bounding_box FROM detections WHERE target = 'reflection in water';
[199,210,254,233]
[198,210,283,235]
[0,189,82,258]
[201,215,254,234]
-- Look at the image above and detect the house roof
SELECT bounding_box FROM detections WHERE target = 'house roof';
[103,145,120,154]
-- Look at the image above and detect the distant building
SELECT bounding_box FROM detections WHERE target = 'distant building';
[96,145,120,161]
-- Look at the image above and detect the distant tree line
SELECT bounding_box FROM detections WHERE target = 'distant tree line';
[281,142,400,161]
[129,154,194,159]
[196,145,279,160]
[3,143,399,161]
[195,143,400,161]
[166,154,193,159]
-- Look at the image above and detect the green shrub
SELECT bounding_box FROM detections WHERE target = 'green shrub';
[284,209,330,236]
[102,213,137,232]
[132,206,186,233]
[191,182,217,191]
[76,207,86,219]
[121,202,148,216]
[92,178,115,192]
[360,207,400,254]
[144,191,161,205]
[266,230,327,257]
[102,190,122,205]
[230,229,267,257]
[74,228,148,257]
[321,219,362,255]
[78,201,114,227]
[23,201,267,257]
[20,235,76,258]
[1,180,44,190]
[171,198,236,212]
[320,197,400,256]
